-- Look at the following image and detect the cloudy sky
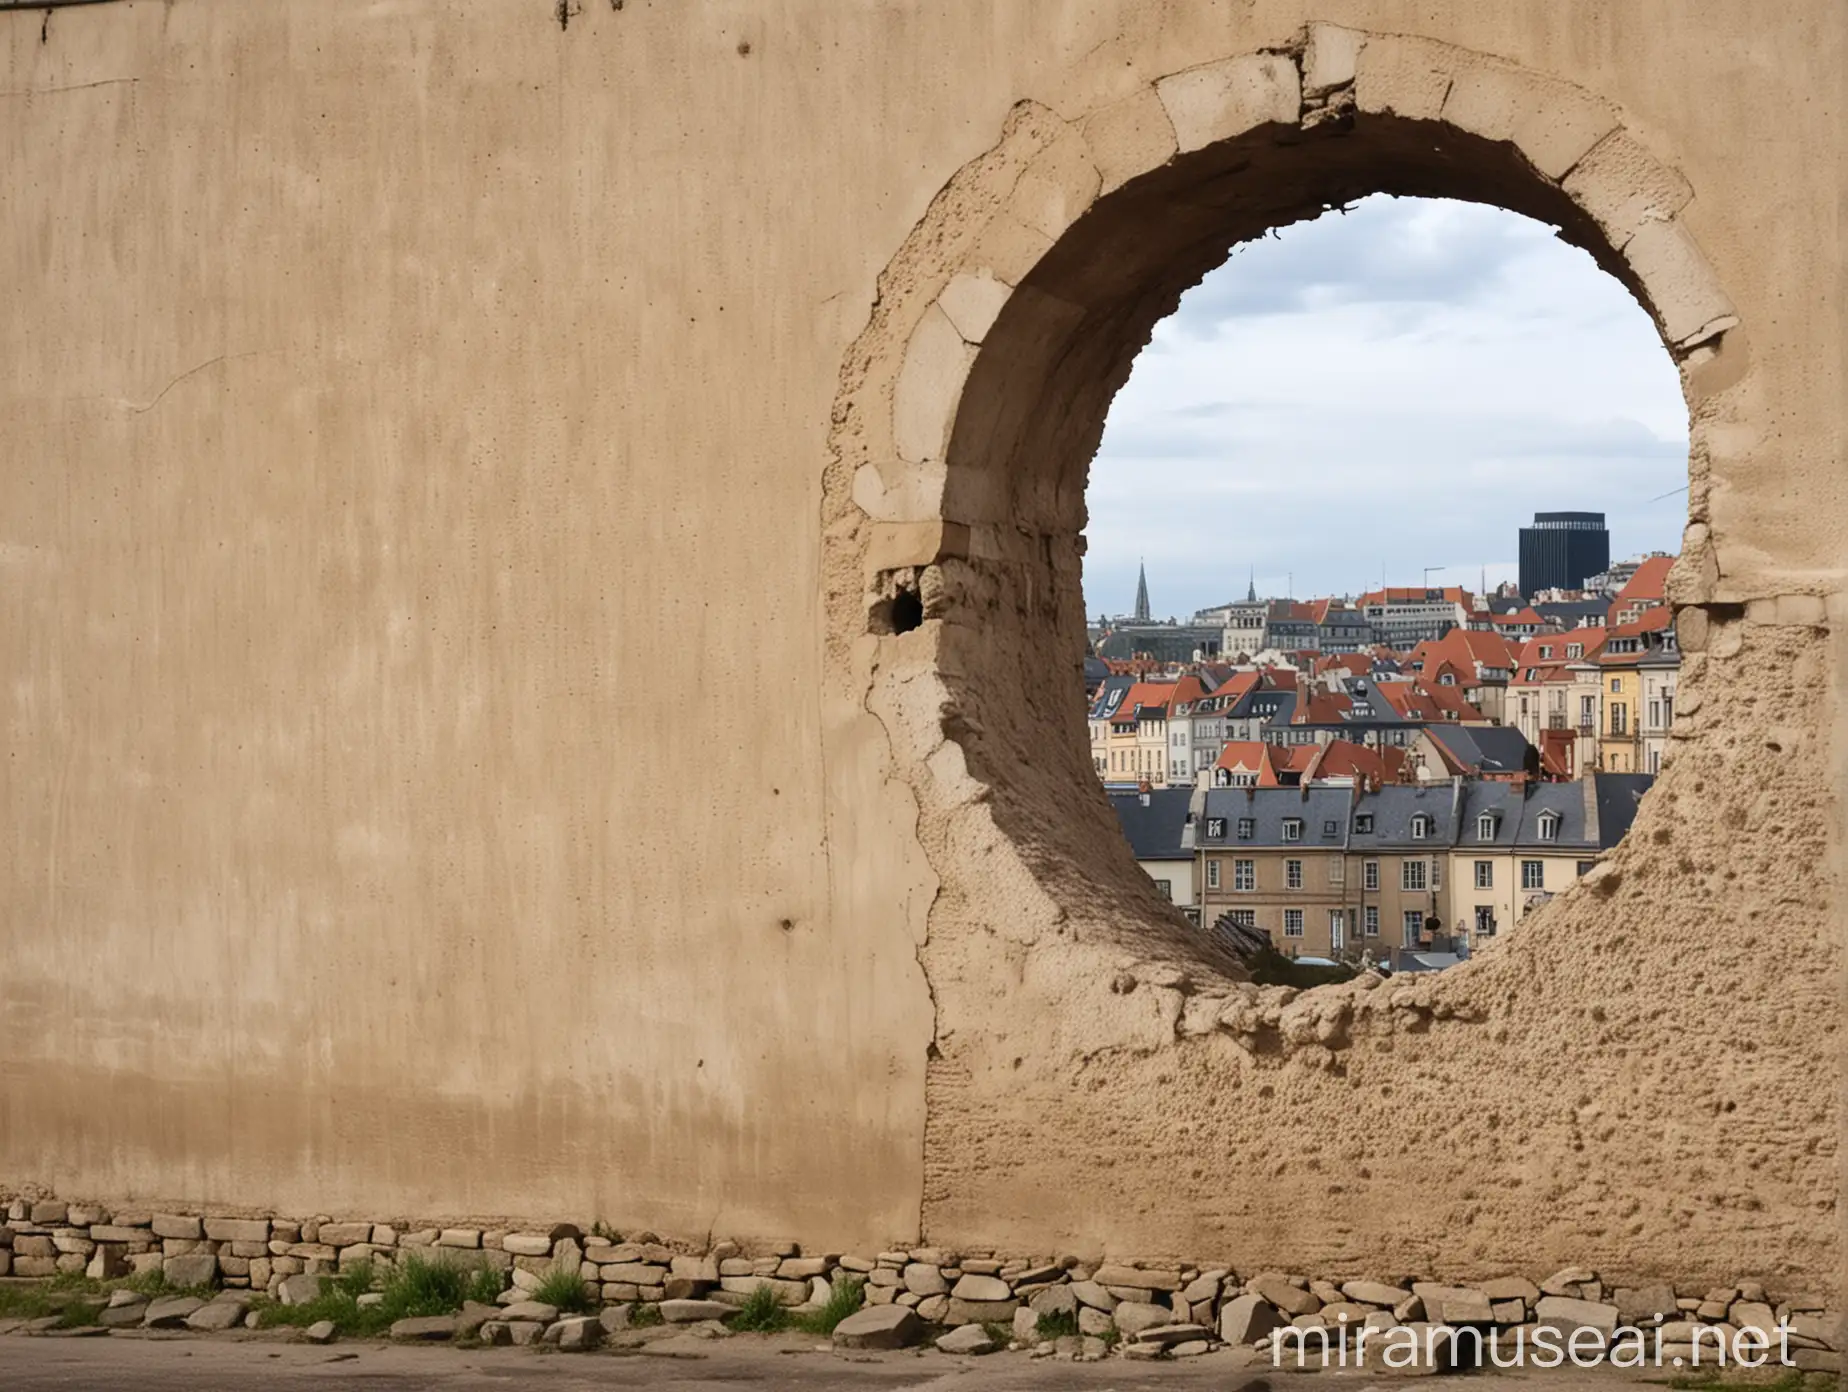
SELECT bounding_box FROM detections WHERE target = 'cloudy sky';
[1083,195,1689,621]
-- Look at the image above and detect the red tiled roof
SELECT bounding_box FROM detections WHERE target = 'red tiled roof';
[1615,555,1674,606]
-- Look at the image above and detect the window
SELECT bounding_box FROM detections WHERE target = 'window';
[1205,817,1226,839]
[1577,860,1595,876]
[1229,909,1255,928]
[1476,813,1498,839]
[1580,695,1596,724]
[1474,860,1493,889]
[1206,859,1220,890]
[1411,814,1431,839]
[1567,643,1583,658]
[1539,645,1553,659]
[1363,859,1379,891]
[1355,813,1374,833]
[1364,906,1379,937]
[1402,860,1428,891]
[1522,860,1544,890]
[1475,905,1497,935]
[1286,859,1303,890]
[1610,677,1621,692]
[1234,859,1255,892]
[1153,878,1172,900]
[1403,910,1425,940]
[1322,819,1339,837]
[1236,817,1254,840]
[1329,859,1344,885]
[1283,909,1304,938]
[1537,812,1560,842]
[1329,910,1344,949]
[1281,818,1302,842]
[1647,698,1661,728]
[1610,704,1628,734]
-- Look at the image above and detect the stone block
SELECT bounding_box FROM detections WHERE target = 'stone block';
[1220,1293,1284,1345]
[1250,1274,1320,1317]
[1156,53,1299,153]
[718,1275,807,1304]
[278,1273,325,1306]
[661,1299,733,1323]
[935,1323,996,1354]
[186,1301,248,1332]
[89,1225,145,1244]
[936,273,1012,346]
[1344,1280,1412,1307]
[1614,1285,1678,1322]
[1561,129,1692,248]
[1480,1277,1540,1305]
[1112,1301,1172,1337]
[204,1218,270,1244]
[313,1222,370,1247]
[1093,1264,1182,1292]
[151,1214,203,1240]
[1412,1283,1493,1324]
[892,304,978,464]
[1625,221,1737,351]
[164,1253,220,1288]
[499,1233,551,1258]
[777,1257,830,1280]
[143,1296,207,1328]
[605,1262,670,1285]
[833,1304,919,1349]
[1303,23,1363,98]
[1079,87,1176,196]
[945,1298,1018,1325]
[30,1201,67,1226]
[950,1273,1010,1302]
[1534,1295,1619,1338]
[1354,34,1453,120]
[436,1229,481,1249]
[13,1256,57,1278]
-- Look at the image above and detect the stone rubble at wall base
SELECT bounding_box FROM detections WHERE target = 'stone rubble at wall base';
[0,1194,1839,1369]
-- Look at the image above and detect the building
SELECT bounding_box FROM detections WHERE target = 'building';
[1358,587,1474,647]
[1193,775,1653,964]
[1110,785,1198,920]
[1597,608,1676,772]
[1518,511,1610,595]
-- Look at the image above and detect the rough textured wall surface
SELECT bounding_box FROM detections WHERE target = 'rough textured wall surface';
[1,0,1843,1291]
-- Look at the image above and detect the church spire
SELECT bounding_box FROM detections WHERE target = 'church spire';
[1247,564,1257,603]
[1133,560,1150,622]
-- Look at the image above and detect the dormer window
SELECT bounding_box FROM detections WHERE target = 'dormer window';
[1411,814,1432,839]
[1204,817,1227,839]
[1567,644,1583,657]
[1539,646,1553,659]
[1322,819,1339,837]
[1477,813,1499,839]
[1439,674,1456,686]
[1236,817,1254,840]
[1355,813,1374,834]
[1281,818,1303,842]
[1537,811,1561,842]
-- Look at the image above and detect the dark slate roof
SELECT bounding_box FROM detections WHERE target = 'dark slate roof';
[1088,674,1136,721]
[1348,783,1463,850]
[1535,600,1612,625]
[1593,773,1654,850]
[1110,787,1195,862]
[1231,688,1296,723]
[1512,778,1597,850]
[1198,786,1354,851]
[1424,724,1539,776]
[1453,780,1526,847]
[1083,655,1110,685]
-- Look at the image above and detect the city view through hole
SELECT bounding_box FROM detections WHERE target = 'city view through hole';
[1084,196,1686,977]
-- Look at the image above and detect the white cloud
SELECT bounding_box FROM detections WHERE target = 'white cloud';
[1084,195,1689,620]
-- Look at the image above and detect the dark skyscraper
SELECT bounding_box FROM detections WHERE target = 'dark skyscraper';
[1518,512,1609,595]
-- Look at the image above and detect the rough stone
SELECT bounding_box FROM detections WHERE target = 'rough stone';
[1070,1280,1116,1311]
[1155,53,1300,153]
[278,1273,325,1306]
[1534,1295,1620,1339]
[390,1315,458,1340]
[1344,1280,1412,1307]
[833,1304,919,1350]
[1614,1285,1679,1322]
[1411,1283,1493,1325]
[312,1222,369,1247]
[163,1253,219,1288]
[1220,1294,1285,1346]
[143,1296,207,1328]
[555,1316,603,1350]
[435,1229,480,1249]
[1480,1277,1541,1305]
[305,1319,342,1344]
[935,1323,997,1354]
[949,1273,1010,1302]
[660,1299,733,1323]
[151,1215,203,1241]
[903,1262,947,1296]
[203,1217,270,1244]
[185,1301,249,1332]
[1111,1300,1173,1337]
[945,1297,1018,1325]
[1092,1263,1182,1292]
[1250,1275,1320,1317]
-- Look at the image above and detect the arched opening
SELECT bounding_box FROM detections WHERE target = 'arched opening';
[1085,192,1686,977]
[828,32,1758,1264]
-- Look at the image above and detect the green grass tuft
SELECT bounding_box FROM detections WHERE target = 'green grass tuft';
[529,1267,594,1315]
[628,1300,664,1328]
[1035,1309,1078,1339]
[728,1282,790,1333]
[256,1253,500,1337]
[981,1321,1012,1346]
[789,1275,864,1335]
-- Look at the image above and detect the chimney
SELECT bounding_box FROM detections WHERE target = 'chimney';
[1137,778,1151,807]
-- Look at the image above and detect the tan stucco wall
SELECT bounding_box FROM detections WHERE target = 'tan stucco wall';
[1,0,1842,1291]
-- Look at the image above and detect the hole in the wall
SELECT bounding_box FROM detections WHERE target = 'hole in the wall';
[871,581,925,636]
[1085,194,1685,980]
[924,110,1698,985]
